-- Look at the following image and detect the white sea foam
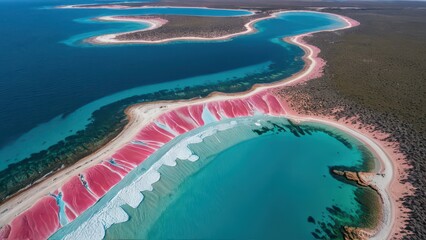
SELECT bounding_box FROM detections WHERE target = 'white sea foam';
[62,121,237,240]
[63,199,128,240]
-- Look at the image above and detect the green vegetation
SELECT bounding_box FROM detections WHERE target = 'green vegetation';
[311,8,426,133]
[280,6,426,237]
[0,53,301,202]
[116,13,268,41]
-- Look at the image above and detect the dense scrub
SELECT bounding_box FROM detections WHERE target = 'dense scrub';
[279,7,426,238]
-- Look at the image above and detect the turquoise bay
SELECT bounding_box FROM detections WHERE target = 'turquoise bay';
[0,3,380,238]
[0,2,345,170]
[52,117,380,239]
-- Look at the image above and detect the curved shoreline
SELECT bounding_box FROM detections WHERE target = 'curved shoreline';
[0,10,406,240]
[56,116,378,239]
[94,15,169,38]
[57,4,257,13]
[86,11,271,45]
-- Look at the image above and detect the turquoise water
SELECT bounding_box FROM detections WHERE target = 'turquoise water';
[63,7,253,46]
[1,3,371,238]
[0,2,345,170]
[52,117,378,239]
[146,134,357,239]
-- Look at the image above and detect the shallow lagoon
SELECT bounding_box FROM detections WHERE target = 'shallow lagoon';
[0,3,345,170]
[1,2,381,239]
[52,116,380,239]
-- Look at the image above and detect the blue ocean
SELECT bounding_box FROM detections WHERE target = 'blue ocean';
[0,0,344,169]
[0,1,380,239]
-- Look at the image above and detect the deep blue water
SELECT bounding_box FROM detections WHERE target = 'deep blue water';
[0,1,345,170]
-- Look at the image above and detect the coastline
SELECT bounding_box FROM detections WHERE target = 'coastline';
[280,96,413,239]
[56,116,378,239]
[0,11,407,240]
[56,4,256,13]
[86,11,271,45]
[87,16,169,45]
[84,10,354,46]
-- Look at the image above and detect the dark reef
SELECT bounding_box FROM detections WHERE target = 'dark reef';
[278,5,426,238]
[0,50,303,202]
[308,188,380,239]
[3,1,425,238]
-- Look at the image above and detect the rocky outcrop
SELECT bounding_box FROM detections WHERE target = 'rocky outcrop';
[332,169,379,192]
[332,169,382,240]
[342,226,375,240]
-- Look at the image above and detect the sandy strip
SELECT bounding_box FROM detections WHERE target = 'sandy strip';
[89,16,169,44]
[0,11,406,240]
[280,91,414,239]
[87,12,271,45]
[281,109,399,239]
[57,4,131,9]
[56,4,257,14]
[86,10,357,46]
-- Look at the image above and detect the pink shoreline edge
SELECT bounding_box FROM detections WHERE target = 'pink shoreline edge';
[85,10,355,45]
[0,11,410,240]
[89,16,170,44]
[86,11,269,45]
[57,5,352,47]
[56,4,258,14]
